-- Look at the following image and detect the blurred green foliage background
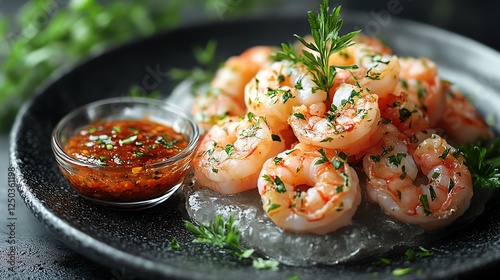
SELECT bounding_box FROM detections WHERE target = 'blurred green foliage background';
[1,0,498,133]
[0,0,320,133]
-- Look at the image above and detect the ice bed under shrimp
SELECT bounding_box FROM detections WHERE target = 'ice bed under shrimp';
[182,171,491,266]
[169,79,493,267]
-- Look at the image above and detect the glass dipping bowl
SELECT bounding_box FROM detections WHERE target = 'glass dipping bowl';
[51,97,200,210]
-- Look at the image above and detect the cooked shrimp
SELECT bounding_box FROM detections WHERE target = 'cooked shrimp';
[295,34,392,67]
[211,45,276,102]
[244,60,328,132]
[288,83,380,155]
[378,91,434,152]
[192,88,246,135]
[257,142,361,235]
[192,45,275,133]
[348,44,401,99]
[295,38,400,98]
[395,56,446,127]
[363,125,473,231]
[192,113,286,195]
[353,33,392,55]
[436,85,493,146]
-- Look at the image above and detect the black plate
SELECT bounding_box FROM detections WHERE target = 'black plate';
[10,10,500,280]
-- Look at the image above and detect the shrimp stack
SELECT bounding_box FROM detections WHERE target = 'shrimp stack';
[190,35,492,235]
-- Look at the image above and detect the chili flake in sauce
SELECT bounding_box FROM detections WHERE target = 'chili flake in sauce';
[65,119,188,167]
[62,119,192,203]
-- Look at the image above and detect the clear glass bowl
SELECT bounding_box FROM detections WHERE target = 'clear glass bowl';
[51,97,200,210]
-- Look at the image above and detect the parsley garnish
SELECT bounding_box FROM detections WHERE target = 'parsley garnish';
[271,0,360,95]
[315,148,329,165]
[183,213,279,270]
[225,144,235,156]
[263,174,287,193]
[169,237,180,250]
[373,246,434,277]
[459,138,500,189]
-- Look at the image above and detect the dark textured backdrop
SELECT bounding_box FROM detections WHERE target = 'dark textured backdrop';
[1,0,499,52]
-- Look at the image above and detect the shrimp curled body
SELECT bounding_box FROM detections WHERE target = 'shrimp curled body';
[258,143,362,235]
[192,114,286,195]
[363,124,473,231]
[288,83,380,155]
[244,60,327,132]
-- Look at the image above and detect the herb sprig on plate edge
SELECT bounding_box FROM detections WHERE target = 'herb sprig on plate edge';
[183,213,279,271]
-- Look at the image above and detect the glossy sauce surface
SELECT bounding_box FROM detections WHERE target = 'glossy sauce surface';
[62,119,191,202]
[65,119,188,167]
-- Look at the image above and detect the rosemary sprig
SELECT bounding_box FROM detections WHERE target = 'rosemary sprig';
[459,138,500,189]
[271,0,360,94]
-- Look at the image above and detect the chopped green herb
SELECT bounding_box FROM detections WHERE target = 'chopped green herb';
[121,135,138,144]
[274,176,287,193]
[273,157,283,165]
[388,153,406,166]
[282,90,294,103]
[133,151,144,157]
[294,112,306,120]
[400,165,407,180]
[263,174,286,193]
[392,267,412,276]
[320,137,334,143]
[419,195,432,215]
[429,186,437,201]
[225,144,235,156]
[268,203,281,212]
[252,258,279,271]
[331,158,344,169]
[448,178,455,193]
[169,237,180,250]
[370,155,381,163]
[183,213,279,270]
[439,147,451,160]
[372,257,392,266]
[398,107,412,123]
[315,149,329,165]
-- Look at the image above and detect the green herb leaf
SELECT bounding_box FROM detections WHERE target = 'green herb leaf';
[459,138,500,189]
[169,237,180,250]
[392,267,412,276]
[184,213,250,258]
[271,0,360,95]
[252,258,279,270]
[315,148,329,165]
[183,213,279,270]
